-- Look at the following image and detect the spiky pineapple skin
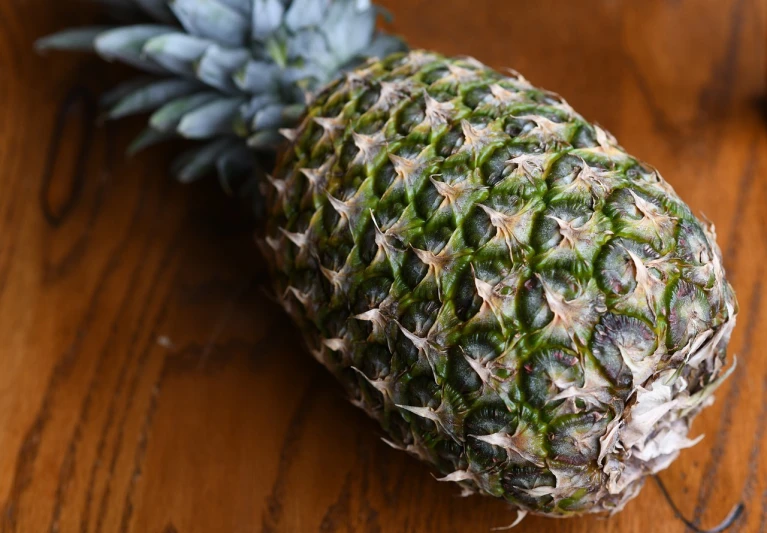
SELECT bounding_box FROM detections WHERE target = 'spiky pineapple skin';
[263,51,737,516]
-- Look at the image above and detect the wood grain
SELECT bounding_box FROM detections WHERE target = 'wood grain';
[1,1,766,532]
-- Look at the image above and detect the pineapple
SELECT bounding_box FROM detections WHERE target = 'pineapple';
[39,0,738,519]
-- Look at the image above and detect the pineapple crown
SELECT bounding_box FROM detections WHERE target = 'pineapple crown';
[37,0,407,189]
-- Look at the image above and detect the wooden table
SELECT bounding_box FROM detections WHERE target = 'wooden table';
[2,1,766,531]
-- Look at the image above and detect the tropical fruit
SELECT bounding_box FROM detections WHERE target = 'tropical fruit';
[39,0,738,518]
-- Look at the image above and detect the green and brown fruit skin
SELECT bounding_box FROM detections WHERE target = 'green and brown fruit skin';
[263,51,738,517]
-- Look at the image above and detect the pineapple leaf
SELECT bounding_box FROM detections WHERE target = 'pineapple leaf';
[214,0,250,16]
[265,36,288,68]
[143,33,212,76]
[195,45,250,93]
[233,60,279,94]
[177,96,245,138]
[149,91,220,131]
[108,78,201,119]
[252,103,287,130]
[170,0,250,47]
[172,138,234,182]
[35,26,112,52]
[94,25,176,73]
[284,0,329,31]
[286,29,331,69]
[127,127,177,155]
[100,76,156,108]
[238,93,281,126]
[359,33,408,61]
[38,0,407,192]
[247,129,282,148]
[251,0,285,41]
[320,0,376,60]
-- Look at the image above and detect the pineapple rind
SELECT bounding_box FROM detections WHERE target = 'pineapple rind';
[264,51,738,516]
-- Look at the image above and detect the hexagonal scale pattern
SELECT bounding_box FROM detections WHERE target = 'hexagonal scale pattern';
[263,51,737,516]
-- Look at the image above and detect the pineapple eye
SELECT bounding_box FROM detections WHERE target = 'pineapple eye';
[391,328,420,369]
[400,249,429,289]
[462,85,492,109]
[500,466,557,499]
[353,276,394,313]
[667,279,712,352]
[548,412,608,465]
[302,122,324,151]
[595,239,640,296]
[396,98,425,134]
[675,220,713,266]
[356,88,380,113]
[320,94,348,119]
[414,180,444,221]
[356,112,387,135]
[358,343,393,380]
[590,313,655,392]
[404,376,441,409]
[322,309,350,339]
[502,116,527,138]
[459,330,503,361]
[480,146,512,186]
[435,126,464,157]
[420,220,454,254]
[517,276,553,331]
[357,219,378,265]
[462,205,495,249]
[399,301,440,335]
[373,161,398,196]
[464,405,516,467]
[519,348,583,411]
[453,266,483,322]
[338,137,359,168]
[446,346,483,393]
[422,67,449,85]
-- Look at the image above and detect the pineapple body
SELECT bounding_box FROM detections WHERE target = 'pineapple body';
[264,51,738,516]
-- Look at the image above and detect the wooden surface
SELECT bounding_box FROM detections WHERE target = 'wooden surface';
[1,1,767,531]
